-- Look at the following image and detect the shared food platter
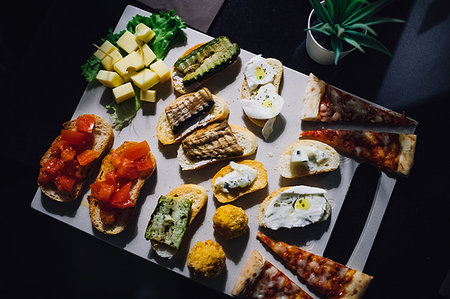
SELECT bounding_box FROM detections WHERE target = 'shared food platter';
[31,5,416,298]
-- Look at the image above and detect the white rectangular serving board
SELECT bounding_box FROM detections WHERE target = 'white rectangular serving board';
[31,5,415,298]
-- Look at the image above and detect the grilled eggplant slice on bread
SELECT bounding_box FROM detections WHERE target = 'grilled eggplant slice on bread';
[172,36,240,94]
[145,184,207,258]
[177,120,258,170]
[156,87,229,145]
[88,141,156,235]
[38,114,114,202]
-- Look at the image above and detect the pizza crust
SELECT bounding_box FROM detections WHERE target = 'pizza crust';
[301,73,325,121]
[397,134,417,176]
[342,270,373,299]
[231,250,265,297]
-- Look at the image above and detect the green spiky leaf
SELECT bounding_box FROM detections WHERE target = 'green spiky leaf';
[306,0,403,64]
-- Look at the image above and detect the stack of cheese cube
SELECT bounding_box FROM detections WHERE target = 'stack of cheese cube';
[95,23,171,103]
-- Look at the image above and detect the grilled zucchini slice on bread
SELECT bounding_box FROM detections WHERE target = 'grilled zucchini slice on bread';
[174,36,240,86]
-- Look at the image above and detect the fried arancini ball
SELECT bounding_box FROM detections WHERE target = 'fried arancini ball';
[213,204,248,239]
[187,240,226,278]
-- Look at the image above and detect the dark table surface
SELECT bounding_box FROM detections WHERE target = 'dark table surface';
[2,0,450,298]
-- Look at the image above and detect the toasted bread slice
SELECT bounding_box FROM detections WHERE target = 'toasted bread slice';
[38,114,114,202]
[172,43,206,94]
[241,58,283,128]
[88,141,156,235]
[278,139,340,178]
[177,124,258,170]
[257,186,331,229]
[156,92,229,145]
[148,184,207,258]
[211,160,268,203]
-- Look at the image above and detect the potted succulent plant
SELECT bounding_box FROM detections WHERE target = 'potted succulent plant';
[305,0,404,65]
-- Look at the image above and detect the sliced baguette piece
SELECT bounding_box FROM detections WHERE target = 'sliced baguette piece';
[148,184,208,258]
[241,57,283,128]
[87,141,156,235]
[211,160,268,203]
[257,186,331,229]
[177,124,258,171]
[278,139,340,178]
[156,92,229,145]
[38,114,114,202]
[172,42,206,94]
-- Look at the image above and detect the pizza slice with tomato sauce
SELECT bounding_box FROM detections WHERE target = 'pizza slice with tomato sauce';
[301,73,417,125]
[232,250,312,299]
[257,232,372,299]
[300,129,416,176]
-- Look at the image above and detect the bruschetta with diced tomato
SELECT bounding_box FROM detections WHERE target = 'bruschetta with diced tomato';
[38,114,114,202]
[88,140,156,234]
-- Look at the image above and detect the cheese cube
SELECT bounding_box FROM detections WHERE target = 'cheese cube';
[131,68,160,90]
[96,70,124,88]
[93,40,117,60]
[150,60,171,83]
[101,48,123,71]
[136,44,156,66]
[135,23,156,43]
[112,82,135,103]
[114,51,145,79]
[140,89,157,102]
[117,30,139,54]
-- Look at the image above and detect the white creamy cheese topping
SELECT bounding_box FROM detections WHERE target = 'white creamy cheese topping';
[214,162,257,193]
[290,145,329,171]
[263,186,329,230]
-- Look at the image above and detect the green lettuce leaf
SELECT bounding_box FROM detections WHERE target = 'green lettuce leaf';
[127,10,187,59]
[106,85,141,130]
[81,56,102,83]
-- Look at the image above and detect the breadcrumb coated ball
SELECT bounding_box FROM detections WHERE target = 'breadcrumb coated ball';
[187,240,226,278]
[213,204,248,239]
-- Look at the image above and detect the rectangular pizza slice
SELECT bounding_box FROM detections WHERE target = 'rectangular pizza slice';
[232,250,312,299]
[257,232,372,299]
[301,73,417,125]
[300,129,416,176]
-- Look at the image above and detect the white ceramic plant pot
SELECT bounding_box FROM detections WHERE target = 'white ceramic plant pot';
[306,9,355,65]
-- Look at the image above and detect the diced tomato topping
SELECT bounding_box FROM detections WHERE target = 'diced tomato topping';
[116,158,139,181]
[109,182,134,209]
[90,180,115,203]
[61,129,93,147]
[55,175,76,192]
[61,147,76,162]
[104,170,116,186]
[135,154,153,171]
[122,141,150,161]
[38,170,52,185]
[51,140,67,155]
[110,151,122,169]
[76,115,96,133]
[77,149,99,166]
[42,157,64,176]
[87,141,154,212]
